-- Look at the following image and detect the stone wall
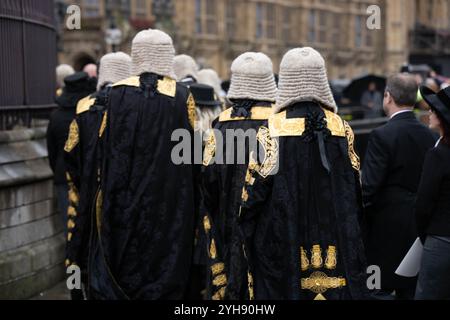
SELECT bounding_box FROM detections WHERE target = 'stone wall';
[0,127,65,300]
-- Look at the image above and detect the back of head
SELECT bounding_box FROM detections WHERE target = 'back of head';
[386,73,418,108]
[98,52,132,90]
[227,52,277,102]
[56,64,75,88]
[276,47,336,113]
[174,54,199,81]
[83,64,98,78]
[197,69,222,97]
[131,29,175,78]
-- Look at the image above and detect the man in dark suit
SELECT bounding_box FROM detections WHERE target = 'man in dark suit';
[362,73,437,300]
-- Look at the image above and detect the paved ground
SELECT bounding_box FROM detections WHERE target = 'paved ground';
[31,281,70,300]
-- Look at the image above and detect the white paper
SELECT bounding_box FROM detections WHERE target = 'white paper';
[395,238,424,277]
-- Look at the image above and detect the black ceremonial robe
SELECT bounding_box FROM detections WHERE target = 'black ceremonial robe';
[64,87,110,278]
[240,102,370,300]
[202,102,273,300]
[89,73,197,300]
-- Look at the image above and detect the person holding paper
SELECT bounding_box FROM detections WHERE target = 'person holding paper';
[362,74,437,300]
[414,86,450,300]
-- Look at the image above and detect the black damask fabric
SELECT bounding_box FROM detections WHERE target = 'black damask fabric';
[65,88,108,276]
[202,104,272,300]
[89,75,197,300]
[240,102,370,300]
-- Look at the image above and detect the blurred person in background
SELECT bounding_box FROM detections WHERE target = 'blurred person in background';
[362,74,437,300]
[197,68,226,101]
[46,72,96,235]
[56,64,75,96]
[174,54,199,86]
[63,52,132,300]
[83,63,98,79]
[361,82,383,118]
[88,29,197,300]
[414,86,450,300]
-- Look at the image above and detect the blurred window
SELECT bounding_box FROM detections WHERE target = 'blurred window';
[84,0,100,18]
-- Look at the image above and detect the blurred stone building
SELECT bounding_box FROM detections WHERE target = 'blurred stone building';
[57,0,450,79]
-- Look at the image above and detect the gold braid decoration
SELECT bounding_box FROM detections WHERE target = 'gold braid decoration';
[211,263,225,276]
[301,271,346,294]
[203,215,211,233]
[343,121,360,171]
[210,239,217,259]
[325,246,337,270]
[256,126,279,178]
[300,247,310,271]
[311,245,323,269]
[186,93,197,129]
[212,274,227,287]
[203,131,216,166]
[99,111,107,138]
[64,120,79,153]
[212,287,226,300]
[66,172,79,243]
[248,271,255,300]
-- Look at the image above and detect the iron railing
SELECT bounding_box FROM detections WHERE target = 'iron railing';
[0,0,57,130]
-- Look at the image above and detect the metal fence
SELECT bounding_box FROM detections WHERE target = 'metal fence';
[0,0,57,130]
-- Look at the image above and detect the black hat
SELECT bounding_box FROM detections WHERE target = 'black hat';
[420,85,450,126]
[56,72,96,108]
[190,83,222,108]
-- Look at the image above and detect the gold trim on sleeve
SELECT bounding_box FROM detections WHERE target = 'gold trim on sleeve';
[212,286,226,300]
[203,215,211,233]
[186,93,197,129]
[203,131,216,166]
[248,271,255,300]
[256,126,279,178]
[344,121,361,171]
[67,206,77,217]
[64,120,79,153]
[99,111,107,138]
[324,109,346,137]
[211,263,225,276]
[212,274,228,287]
[67,219,75,230]
[210,239,217,259]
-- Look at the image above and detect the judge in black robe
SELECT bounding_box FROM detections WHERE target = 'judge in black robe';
[87,29,197,300]
[63,52,132,299]
[239,48,370,300]
[201,52,277,300]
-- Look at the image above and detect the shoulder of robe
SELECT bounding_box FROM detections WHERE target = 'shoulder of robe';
[76,95,96,115]
[112,76,176,98]
[112,76,140,88]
